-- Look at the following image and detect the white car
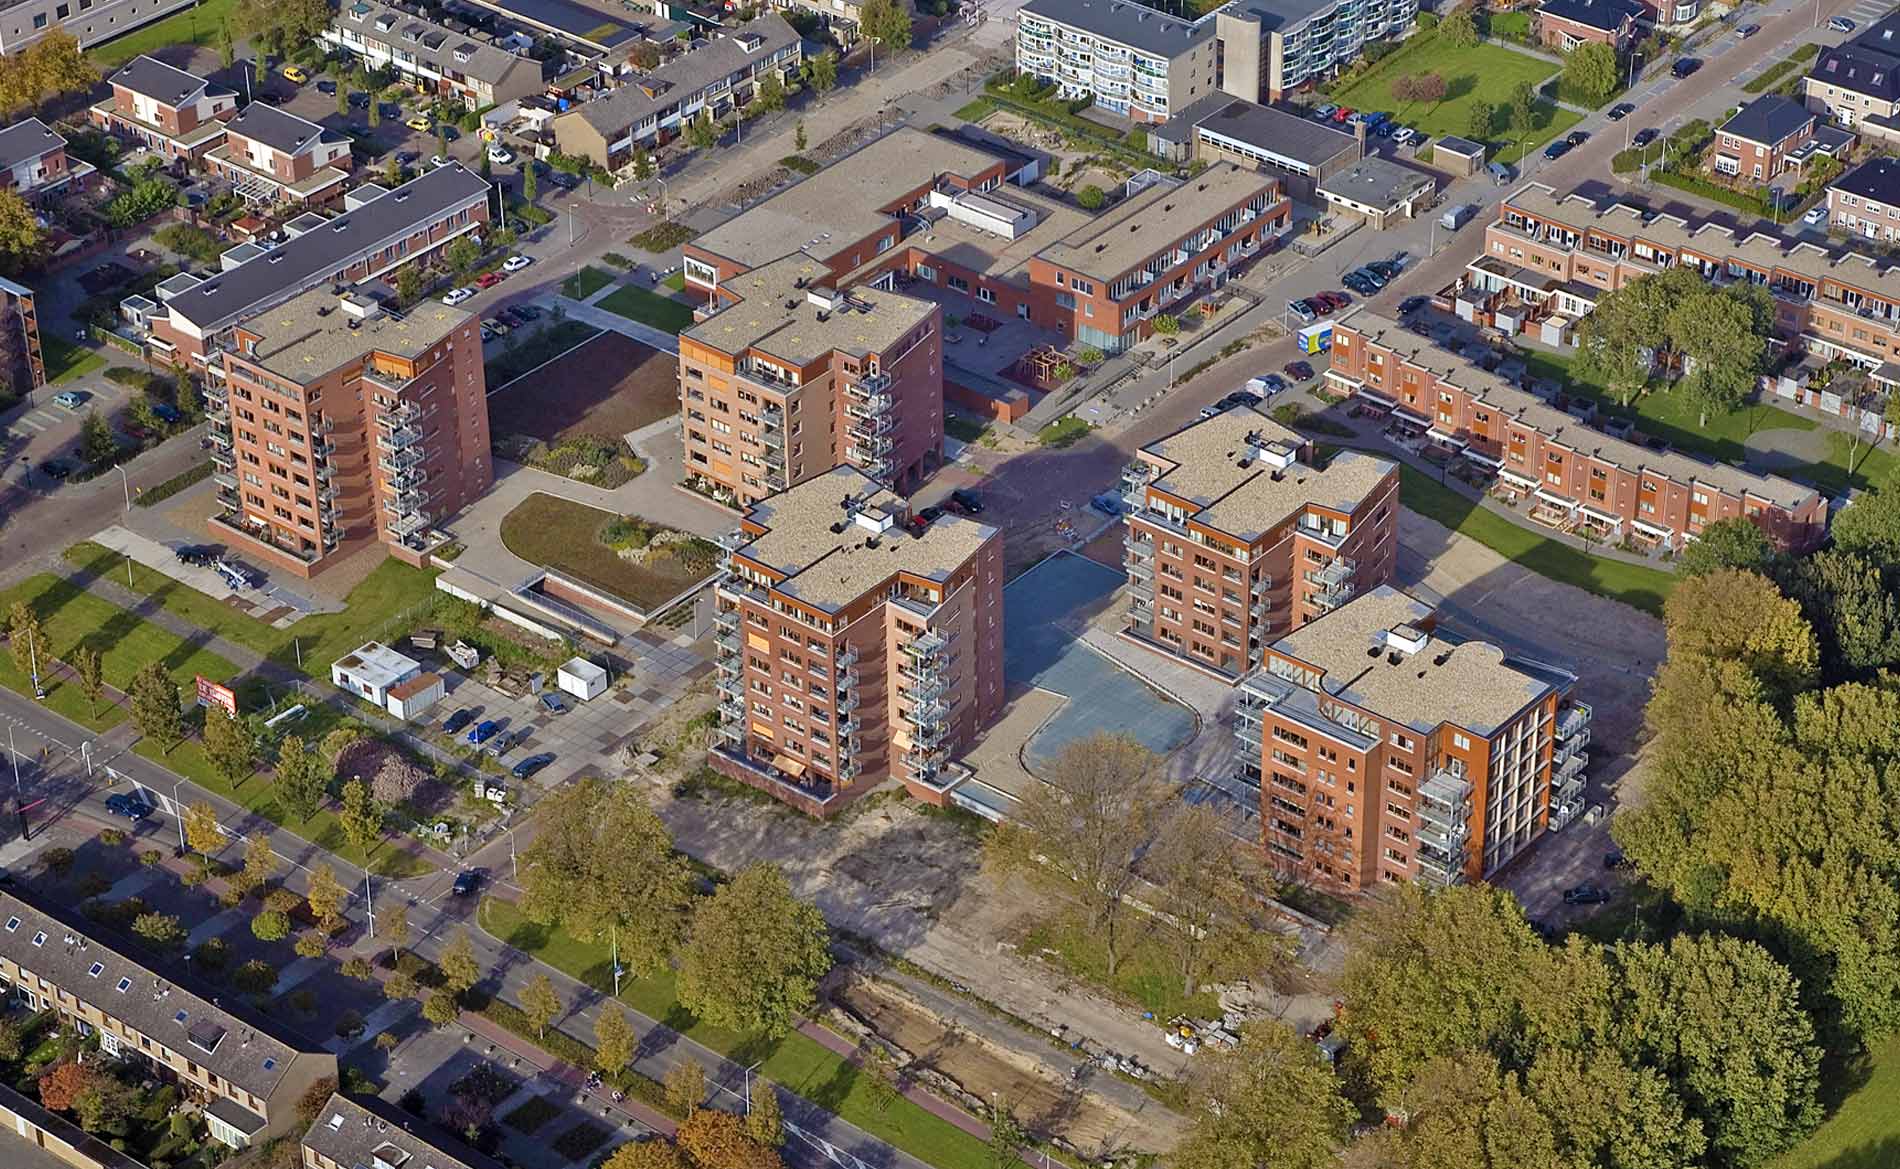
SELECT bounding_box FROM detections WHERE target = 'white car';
[431,154,452,168]
[1392,126,1416,145]
[442,287,476,306]
[486,145,513,165]
[1803,206,1828,226]
[501,254,533,273]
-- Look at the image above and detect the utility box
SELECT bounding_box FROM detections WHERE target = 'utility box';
[557,657,609,702]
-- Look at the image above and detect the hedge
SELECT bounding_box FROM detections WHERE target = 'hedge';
[134,461,213,507]
[1648,168,1777,219]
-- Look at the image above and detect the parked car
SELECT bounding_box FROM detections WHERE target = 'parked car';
[104,793,152,820]
[502,254,533,273]
[1563,883,1613,906]
[1566,130,1589,147]
[1343,271,1377,296]
[1283,360,1315,381]
[1287,298,1317,323]
[1606,102,1635,120]
[1543,139,1574,161]
[467,720,501,745]
[1332,106,1354,122]
[1672,57,1702,78]
[487,145,514,165]
[547,171,580,190]
[431,154,452,168]
[215,559,261,590]
[378,102,402,120]
[1321,290,1353,309]
[949,488,984,514]
[316,80,337,95]
[475,272,504,289]
[1391,127,1416,145]
[174,544,218,567]
[405,115,432,132]
[1089,492,1125,517]
[1398,295,1428,315]
[1351,266,1388,289]
[451,869,482,896]
[505,304,542,324]
[513,752,556,779]
[280,65,308,84]
[1829,15,1855,32]
[1366,259,1402,280]
[347,91,370,109]
[1736,22,1760,37]
[442,708,474,734]
[51,390,86,410]
[37,459,71,480]
[482,316,509,335]
[442,287,476,306]
[539,692,568,715]
[1313,103,1338,119]
[1632,127,1660,148]
[1803,205,1828,226]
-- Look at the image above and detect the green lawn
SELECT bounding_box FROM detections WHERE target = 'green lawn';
[62,544,439,679]
[496,494,715,610]
[88,0,241,69]
[41,334,106,385]
[1325,29,1580,165]
[1037,416,1092,449]
[478,897,995,1169]
[1792,432,1900,496]
[1399,467,1676,616]
[1020,914,1220,1020]
[561,267,615,300]
[661,272,686,293]
[0,573,238,695]
[596,285,695,333]
[1772,1035,1900,1169]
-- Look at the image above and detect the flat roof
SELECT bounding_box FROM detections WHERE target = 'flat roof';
[565,15,800,136]
[1035,164,1276,282]
[1191,99,1360,169]
[456,0,642,47]
[1270,585,1552,736]
[1340,306,1821,510]
[736,466,996,611]
[692,128,1002,270]
[1139,405,1395,539]
[0,118,63,172]
[242,289,469,381]
[685,254,935,363]
[1020,0,1213,56]
[1218,0,1348,34]
[331,640,424,688]
[1318,155,1435,210]
[166,163,491,333]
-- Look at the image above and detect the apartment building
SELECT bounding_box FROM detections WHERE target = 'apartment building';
[1214,0,1417,103]
[1016,0,1217,123]
[685,128,1289,358]
[1825,156,1900,241]
[0,0,193,51]
[0,274,43,393]
[207,286,490,577]
[1119,405,1399,679]
[0,888,336,1149]
[1480,181,1900,379]
[1329,308,1828,551]
[303,1093,502,1169]
[0,117,90,198]
[90,55,238,165]
[709,465,1005,815]
[679,254,941,504]
[1234,585,1590,891]
[1148,96,1362,202]
[1710,94,1850,183]
[1533,0,1642,51]
[1806,11,1900,136]
[149,162,492,367]
[552,16,803,169]
[323,0,548,109]
[206,103,353,206]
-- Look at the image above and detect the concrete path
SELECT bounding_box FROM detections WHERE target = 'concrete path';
[548,295,681,354]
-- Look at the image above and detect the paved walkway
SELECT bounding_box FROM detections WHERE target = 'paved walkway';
[550,295,682,354]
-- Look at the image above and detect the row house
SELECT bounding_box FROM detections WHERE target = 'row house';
[0,117,92,198]
[1329,308,1828,551]
[708,465,1005,815]
[303,1093,502,1169]
[90,55,237,165]
[0,275,43,393]
[148,162,493,367]
[0,888,336,1149]
[1483,181,1900,376]
[678,254,943,504]
[323,0,548,109]
[1709,94,1851,184]
[1234,586,1589,891]
[1118,404,1399,680]
[205,103,353,206]
[1015,0,1215,123]
[1826,155,1900,242]
[551,16,803,169]
[208,287,491,577]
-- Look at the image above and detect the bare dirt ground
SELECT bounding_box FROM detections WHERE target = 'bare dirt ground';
[486,332,676,443]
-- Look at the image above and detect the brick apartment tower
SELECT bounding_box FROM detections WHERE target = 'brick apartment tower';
[208,288,490,577]
[1235,586,1593,891]
[708,466,1005,816]
[678,256,943,508]
[1119,406,1400,679]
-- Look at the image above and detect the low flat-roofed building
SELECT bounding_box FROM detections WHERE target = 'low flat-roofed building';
[709,465,1005,815]
[331,640,424,705]
[1149,97,1361,201]
[1316,156,1435,228]
[1430,134,1487,177]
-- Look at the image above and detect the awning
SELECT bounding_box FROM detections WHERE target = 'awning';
[1534,489,1580,508]
[1427,428,1467,448]
[771,753,807,778]
[1393,404,1430,426]
[1463,448,1502,468]
[1499,469,1536,488]
[1579,505,1621,525]
[1631,518,1674,538]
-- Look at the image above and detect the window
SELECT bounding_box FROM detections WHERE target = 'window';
[116,978,132,993]
[3,917,17,932]
[87,962,103,977]
[30,931,45,947]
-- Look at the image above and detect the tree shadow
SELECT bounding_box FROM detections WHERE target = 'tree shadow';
[1814,1137,1900,1169]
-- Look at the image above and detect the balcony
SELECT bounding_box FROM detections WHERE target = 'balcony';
[212,471,238,490]
[835,691,858,714]
[1414,845,1467,887]
[381,445,422,470]
[900,667,948,704]
[759,421,785,450]
[376,424,422,452]
[713,626,741,654]
[718,697,746,722]
[905,696,949,727]
[210,447,235,470]
[1556,702,1593,741]
[849,411,896,437]
[714,606,740,632]
[715,664,743,691]
[763,469,789,492]
[1316,556,1355,588]
[389,511,428,539]
[903,630,948,660]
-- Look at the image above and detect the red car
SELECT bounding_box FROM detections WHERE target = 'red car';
[1332,106,1354,123]
[475,271,504,288]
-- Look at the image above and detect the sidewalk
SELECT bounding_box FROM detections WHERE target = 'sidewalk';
[552,294,681,354]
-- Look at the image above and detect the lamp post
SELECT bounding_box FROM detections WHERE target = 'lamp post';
[113,464,131,512]
[171,779,186,851]
[26,629,43,700]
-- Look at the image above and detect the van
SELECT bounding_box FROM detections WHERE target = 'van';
[1487,162,1516,185]
[1440,203,1478,231]
[216,559,261,590]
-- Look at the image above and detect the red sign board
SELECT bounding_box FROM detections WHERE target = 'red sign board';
[195,676,238,718]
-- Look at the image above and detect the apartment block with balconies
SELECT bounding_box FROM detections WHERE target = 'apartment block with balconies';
[707,466,1004,816]
[678,254,942,506]
[1231,585,1581,892]
[1015,0,1216,123]
[1120,404,1398,680]
[207,287,489,577]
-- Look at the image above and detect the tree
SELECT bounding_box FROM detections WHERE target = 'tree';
[679,863,831,1036]
[1525,1047,1708,1169]
[746,1079,783,1147]
[1146,803,1293,996]
[755,72,786,114]
[183,800,223,858]
[1677,517,1775,578]
[295,930,328,959]
[1829,483,1900,562]
[336,778,385,855]
[74,1068,137,1136]
[678,1108,784,1169]
[384,969,417,1001]
[273,733,327,824]
[201,707,256,791]
[395,264,424,307]
[0,1016,24,1063]
[1670,288,1767,426]
[1174,1022,1355,1169]
[1508,79,1538,136]
[382,901,410,964]
[251,909,291,941]
[1412,72,1448,104]
[1776,549,1900,679]
[338,84,351,118]
[79,410,114,463]
[132,912,184,947]
[665,1058,706,1117]
[1563,41,1619,105]
[217,19,236,68]
[38,1061,90,1113]
[128,662,184,753]
[306,863,346,929]
[859,0,911,52]
[522,161,537,200]
[594,1006,634,1076]
[1662,569,1817,697]
[805,50,838,96]
[1441,6,1479,46]
[297,1076,339,1126]
[439,929,482,997]
[521,973,563,1039]
[794,120,807,152]
[1151,312,1180,335]
[236,0,331,62]
[239,831,275,893]
[444,237,480,280]
[519,778,696,974]
[5,601,47,684]
[416,989,456,1028]
[384,153,404,187]
[1464,100,1494,141]
[1389,74,1419,105]
[685,112,719,152]
[10,31,93,112]
[631,150,655,185]
[1076,184,1106,210]
[0,189,42,276]
[985,733,1170,977]
[604,1141,692,1169]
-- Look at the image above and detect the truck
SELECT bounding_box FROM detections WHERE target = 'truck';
[1296,321,1334,355]
[1440,203,1478,231]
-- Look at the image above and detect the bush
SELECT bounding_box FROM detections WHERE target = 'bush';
[601,252,633,269]
[133,461,211,507]
[233,960,276,994]
[781,154,820,175]
[551,1122,611,1161]
[97,828,126,847]
[631,222,698,252]
[1649,168,1776,219]
[251,911,291,942]
[502,1095,561,1134]
[153,223,225,266]
[139,849,162,867]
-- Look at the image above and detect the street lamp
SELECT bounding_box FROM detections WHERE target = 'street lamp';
[868,35,881,75]
[113,464,131,511]
[171,778,186,851]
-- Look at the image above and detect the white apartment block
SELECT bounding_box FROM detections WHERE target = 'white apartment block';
[1016,0,1217,123]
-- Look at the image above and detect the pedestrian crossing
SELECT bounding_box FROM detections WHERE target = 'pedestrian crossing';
[12,410,57,433]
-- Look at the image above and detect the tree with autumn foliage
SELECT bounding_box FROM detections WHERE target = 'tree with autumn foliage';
[678,1108,785,1169]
